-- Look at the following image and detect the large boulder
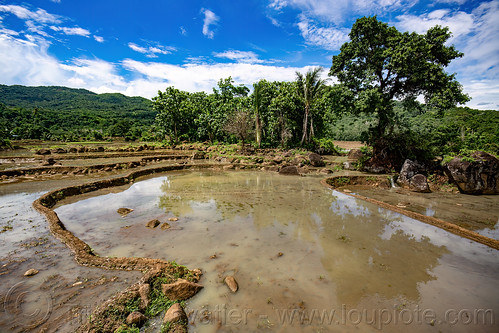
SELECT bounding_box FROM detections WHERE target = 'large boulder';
[409,174,431,193]
[445,151,499,194]
[397,159,426,187]
[126,311,147,326]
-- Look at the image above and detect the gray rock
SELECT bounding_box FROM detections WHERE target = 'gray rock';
[397,159,426,187]
[409,174,431,193]
[308,153,325,167]
[445,151,499,194]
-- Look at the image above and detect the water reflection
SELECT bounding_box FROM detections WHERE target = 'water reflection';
[54,171,499,332]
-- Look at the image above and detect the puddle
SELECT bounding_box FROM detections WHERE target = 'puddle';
[52,170,499,332]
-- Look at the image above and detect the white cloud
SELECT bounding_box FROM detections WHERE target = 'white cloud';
[202,8,219,39]
[180,26,187,36]
[395,1,499,110]
[297,15,349,50]
[0,5,60,24]
[128,42,176,58]
[396,10,474,40]
[214,50,265,64]
[268,0,417,24]
[94,35,104,43]
[51,26,91,37]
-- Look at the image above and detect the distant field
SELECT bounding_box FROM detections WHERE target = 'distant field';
[333,141,364,150]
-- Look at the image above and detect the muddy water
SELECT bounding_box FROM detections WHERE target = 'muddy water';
[0,177,141,333]
[54,171,499,333]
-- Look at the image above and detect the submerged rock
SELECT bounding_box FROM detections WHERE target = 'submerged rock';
[163,303,187,324]
[117,208,134,217]
[160,222,171,230]
[24,268,39,276]
[224,276,239,293]
[146,219,160,228]
[162,279,203,300]
[445,151,499,194]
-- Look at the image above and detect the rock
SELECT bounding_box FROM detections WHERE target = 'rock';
[343,161,355,170]
[347,149,364,160]
[409,174,431,193]
[117,208,134,216]
[224,276,238,293]
[97,146,105,152]
[162,279,203,300]
[126,311,147,326]
[78,147,87,153]
[41,157,56,166]
[68,147,78,153]
[273,155,284,164]
[192,151,206,159]
[163,303,187,324]
[308,153,325,167]
[397,159,426,187]
[160,223,171,230]
[51,148,66,154]
[445,151,499,194]
[36,148,51,155]
[364,163,386,174]
[139,284,151,310]
[24,269,39,276]
[146,219,160,228]
[320,168,333,174]
[279,165,299,175]
[168,217,179,222]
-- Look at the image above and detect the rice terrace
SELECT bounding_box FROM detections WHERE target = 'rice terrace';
[0,1,498,333]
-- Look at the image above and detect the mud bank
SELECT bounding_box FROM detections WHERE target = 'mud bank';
[322,175,499,250]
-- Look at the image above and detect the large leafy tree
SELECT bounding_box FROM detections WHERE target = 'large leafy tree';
[329,16,469,157]
[153,87,189,144]
[296,67,326,145]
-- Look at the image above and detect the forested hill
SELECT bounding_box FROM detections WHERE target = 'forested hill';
[0,85,156,141]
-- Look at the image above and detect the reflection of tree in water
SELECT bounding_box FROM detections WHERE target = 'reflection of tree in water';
[322,192,449,306]
[158,171,449,307]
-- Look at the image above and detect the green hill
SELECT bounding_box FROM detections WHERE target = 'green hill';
[0,85,156,141]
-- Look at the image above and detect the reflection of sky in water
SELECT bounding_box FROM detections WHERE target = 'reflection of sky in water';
[425,205,436,217]
[329,190,371,217]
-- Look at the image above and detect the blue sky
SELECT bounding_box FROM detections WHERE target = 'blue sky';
[0,0,498,110]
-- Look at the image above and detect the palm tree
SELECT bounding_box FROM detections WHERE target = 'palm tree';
[253,81,263,148]
[296,67,325,145]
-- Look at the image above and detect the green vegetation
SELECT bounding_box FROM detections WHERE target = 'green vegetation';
[330,16,470,164]
[1,17,497,169]
[0,85,154,142]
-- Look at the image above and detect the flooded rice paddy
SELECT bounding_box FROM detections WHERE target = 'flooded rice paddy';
[51,170,499,332]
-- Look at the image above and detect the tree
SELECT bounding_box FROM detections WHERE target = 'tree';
[253,81,264,148]
[153,87,188,144]
[296,67,326,145]
[329,16,469,160]
[224,109,253,149]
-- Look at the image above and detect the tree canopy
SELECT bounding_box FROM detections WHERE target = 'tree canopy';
[329,16,470,149]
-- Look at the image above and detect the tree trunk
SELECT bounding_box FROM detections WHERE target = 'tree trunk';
[309,115,314,143]
[255,112,261,148]
[301,105,309,146]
